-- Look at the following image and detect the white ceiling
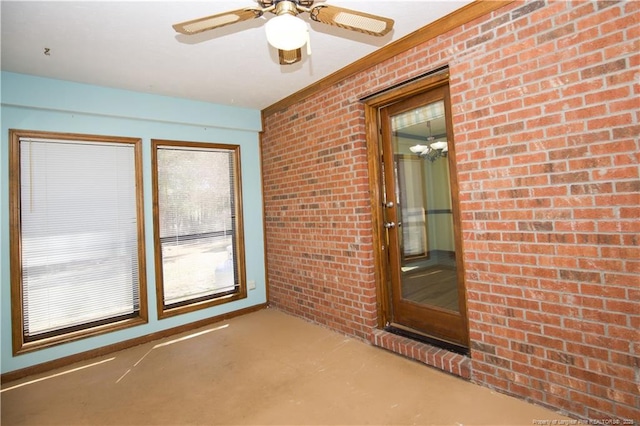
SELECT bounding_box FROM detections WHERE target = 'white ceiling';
[1,0,472,110]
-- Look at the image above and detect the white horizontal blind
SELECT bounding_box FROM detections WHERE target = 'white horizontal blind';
[19,138,140,339]
[156,146,237,307]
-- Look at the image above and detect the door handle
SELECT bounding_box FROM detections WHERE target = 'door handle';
[384,222,395,229]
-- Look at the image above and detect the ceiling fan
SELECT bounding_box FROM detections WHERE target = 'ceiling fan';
[172,0,394,65]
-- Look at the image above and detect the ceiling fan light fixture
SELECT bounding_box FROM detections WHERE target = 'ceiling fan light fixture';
[173,1,394,66]
[265,13,308,51]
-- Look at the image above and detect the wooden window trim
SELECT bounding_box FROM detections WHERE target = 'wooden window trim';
[9,129,148,355]
[151,140,247,319]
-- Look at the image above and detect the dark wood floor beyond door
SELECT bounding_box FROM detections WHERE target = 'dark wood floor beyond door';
[402,266,459,311]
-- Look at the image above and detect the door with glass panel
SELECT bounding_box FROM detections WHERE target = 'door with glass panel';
[380,85,468,349]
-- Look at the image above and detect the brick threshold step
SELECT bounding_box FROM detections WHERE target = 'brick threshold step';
[371,328,472,379]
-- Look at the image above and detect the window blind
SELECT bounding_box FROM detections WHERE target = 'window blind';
[19,138,140,339]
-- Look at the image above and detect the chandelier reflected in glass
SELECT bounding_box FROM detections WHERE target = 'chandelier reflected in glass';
[409,121,448,162]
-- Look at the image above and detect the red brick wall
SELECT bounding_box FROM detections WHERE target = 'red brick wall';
[262,1,639,421]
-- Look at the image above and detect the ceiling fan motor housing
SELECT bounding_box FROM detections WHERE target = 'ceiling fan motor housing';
[258,0,315,8]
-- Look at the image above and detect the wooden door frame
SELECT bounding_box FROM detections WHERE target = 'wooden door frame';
[363,70,469,348]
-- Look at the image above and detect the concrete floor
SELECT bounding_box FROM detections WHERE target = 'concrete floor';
[1,308,572,425]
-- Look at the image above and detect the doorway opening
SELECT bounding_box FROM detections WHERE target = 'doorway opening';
[364,70,469,352]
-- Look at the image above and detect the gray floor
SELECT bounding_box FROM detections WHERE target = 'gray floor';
[1,308,571,425]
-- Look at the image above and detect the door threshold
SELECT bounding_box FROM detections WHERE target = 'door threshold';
[385,324,469,356]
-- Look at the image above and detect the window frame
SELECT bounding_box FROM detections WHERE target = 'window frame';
[9,129,148,355]
[151,139,247,319]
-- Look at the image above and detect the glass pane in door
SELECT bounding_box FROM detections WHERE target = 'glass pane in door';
[391,100,459,312]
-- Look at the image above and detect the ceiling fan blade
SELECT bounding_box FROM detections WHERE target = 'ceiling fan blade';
[173,8,262,35]
[278,48,302,65]
[309,5,394,37]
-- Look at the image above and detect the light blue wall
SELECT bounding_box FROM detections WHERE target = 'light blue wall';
[0,72,266,374]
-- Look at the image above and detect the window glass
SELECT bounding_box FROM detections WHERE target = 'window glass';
[10,131,147,353]
[153,141,246,317]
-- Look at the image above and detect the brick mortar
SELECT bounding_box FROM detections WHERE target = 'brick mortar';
[263,0,640,421]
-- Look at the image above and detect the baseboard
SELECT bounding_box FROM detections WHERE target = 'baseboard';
[1,303,268,384]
